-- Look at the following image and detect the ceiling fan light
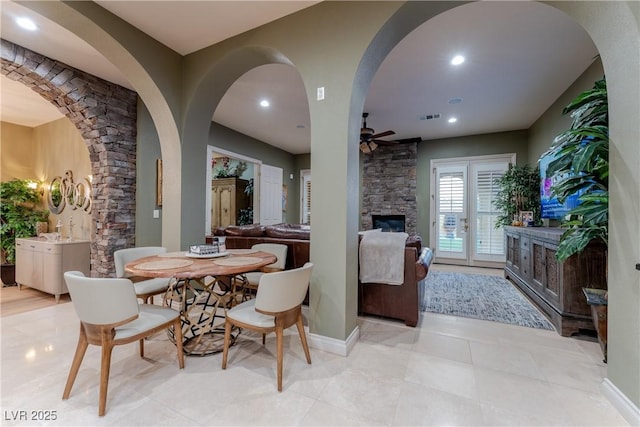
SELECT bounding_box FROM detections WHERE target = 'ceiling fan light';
[369,141,378,151]
[359,142,371,153]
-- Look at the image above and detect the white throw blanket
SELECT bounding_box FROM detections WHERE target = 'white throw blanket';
[359,231,408,285]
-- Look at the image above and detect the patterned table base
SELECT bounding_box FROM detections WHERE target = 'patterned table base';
[163,275,249,356]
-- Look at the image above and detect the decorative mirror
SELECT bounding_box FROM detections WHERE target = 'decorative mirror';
[47,170,92,214]
[48,176,64,214]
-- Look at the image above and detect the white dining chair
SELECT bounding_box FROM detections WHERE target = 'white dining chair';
[242,243,288,298]
[62,271,184,416]
[114,246,172,304]
[222,262,313,391]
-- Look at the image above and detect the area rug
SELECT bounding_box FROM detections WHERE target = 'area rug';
[420,271,554,330]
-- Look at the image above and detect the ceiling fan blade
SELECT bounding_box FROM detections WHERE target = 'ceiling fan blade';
[372,130,395,139]
[373,139,398,146]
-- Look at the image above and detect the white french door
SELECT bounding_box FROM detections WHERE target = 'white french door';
[259,163,283,225]
[431,154,515,267]
[434,164,468,261]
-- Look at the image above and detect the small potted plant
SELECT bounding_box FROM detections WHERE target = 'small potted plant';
[493,164,541,228]
[0,179,49,285]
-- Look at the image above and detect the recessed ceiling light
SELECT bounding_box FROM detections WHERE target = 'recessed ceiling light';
[259,99,270,108]
[451,55,465,66]
[448,117,457,123]
[16,17,37,31]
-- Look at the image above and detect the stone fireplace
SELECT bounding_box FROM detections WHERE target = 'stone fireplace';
[361,143,417,234]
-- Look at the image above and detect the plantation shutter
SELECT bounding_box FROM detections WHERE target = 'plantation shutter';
[304,179,311,224]
[437,170,465,254]
[302,170,311,224]
[475,167,505,256]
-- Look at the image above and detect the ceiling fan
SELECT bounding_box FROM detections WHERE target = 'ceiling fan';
[359,112,397,153]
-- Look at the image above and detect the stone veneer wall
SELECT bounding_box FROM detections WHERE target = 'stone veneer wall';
[361,143,417,235]
[1,40,138,277]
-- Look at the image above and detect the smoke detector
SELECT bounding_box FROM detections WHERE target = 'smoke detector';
[419,113,441,121]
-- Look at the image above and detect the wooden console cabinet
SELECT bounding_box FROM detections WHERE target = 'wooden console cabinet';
[504,226,607,336]
[211,177,249,229]
[15,237,91,302]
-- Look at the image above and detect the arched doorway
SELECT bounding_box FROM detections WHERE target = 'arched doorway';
[1,41,137,276]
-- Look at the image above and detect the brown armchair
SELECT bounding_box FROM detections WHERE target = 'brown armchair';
[358,243,433,327]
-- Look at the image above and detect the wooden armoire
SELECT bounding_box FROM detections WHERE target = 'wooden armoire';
[211,177,249,228]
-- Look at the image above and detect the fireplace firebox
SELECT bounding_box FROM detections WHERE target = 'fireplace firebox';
[371,214,405,232]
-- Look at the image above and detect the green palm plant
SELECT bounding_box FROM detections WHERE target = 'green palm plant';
[541,77,608,262]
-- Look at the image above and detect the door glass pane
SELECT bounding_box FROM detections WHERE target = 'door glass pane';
[437,171,464,253]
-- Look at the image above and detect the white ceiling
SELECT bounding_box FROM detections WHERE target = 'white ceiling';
[0,1,598,155]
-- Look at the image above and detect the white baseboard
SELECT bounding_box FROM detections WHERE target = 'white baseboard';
[307,325,359,356]
[602,378,640,426]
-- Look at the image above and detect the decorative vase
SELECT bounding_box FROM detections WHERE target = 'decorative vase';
[36,221,49,235]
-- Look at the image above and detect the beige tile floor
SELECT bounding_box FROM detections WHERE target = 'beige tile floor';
[0,266,628,426]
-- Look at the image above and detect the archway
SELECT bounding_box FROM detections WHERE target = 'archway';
[1,40,137,276]
[352,0,639,413]
[180,46,297,248]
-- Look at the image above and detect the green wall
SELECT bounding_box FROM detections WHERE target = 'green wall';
[136,107,305,246]
[528,59,605,161]
[209,122,300,224]
[136,99,163,247]
[416,130,529,242]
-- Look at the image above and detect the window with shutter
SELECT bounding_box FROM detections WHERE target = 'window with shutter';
[301,170,311,224]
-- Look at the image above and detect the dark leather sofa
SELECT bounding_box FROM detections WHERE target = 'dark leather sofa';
[209,224,310,270]
[207,224,433,327]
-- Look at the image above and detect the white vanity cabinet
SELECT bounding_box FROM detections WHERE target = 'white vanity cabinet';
[15,237,90,302]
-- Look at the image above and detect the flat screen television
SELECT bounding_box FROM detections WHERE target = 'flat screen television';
[539,151,582,220]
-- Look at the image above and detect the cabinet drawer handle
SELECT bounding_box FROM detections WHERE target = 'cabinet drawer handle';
[30,245,36,248]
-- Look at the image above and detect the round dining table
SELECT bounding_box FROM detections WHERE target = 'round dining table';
[125,249,276,356]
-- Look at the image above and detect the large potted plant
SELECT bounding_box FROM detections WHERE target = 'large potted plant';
[541,77,608,262]
[0,179,49,285]
[542,77,608,360]
[493,164,541,228]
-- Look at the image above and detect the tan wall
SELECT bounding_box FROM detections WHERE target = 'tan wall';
[1,118,92,240]
[1,122,35,181]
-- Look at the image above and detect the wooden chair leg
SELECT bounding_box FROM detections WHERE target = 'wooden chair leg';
[98,342,115,416]
[296,312,312,364]
[139,338,144,358]
[62,326,89,400]
[173,318,185,369]
[276,326,284,392]
[262,333,266,345]
[221,320,232,369]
